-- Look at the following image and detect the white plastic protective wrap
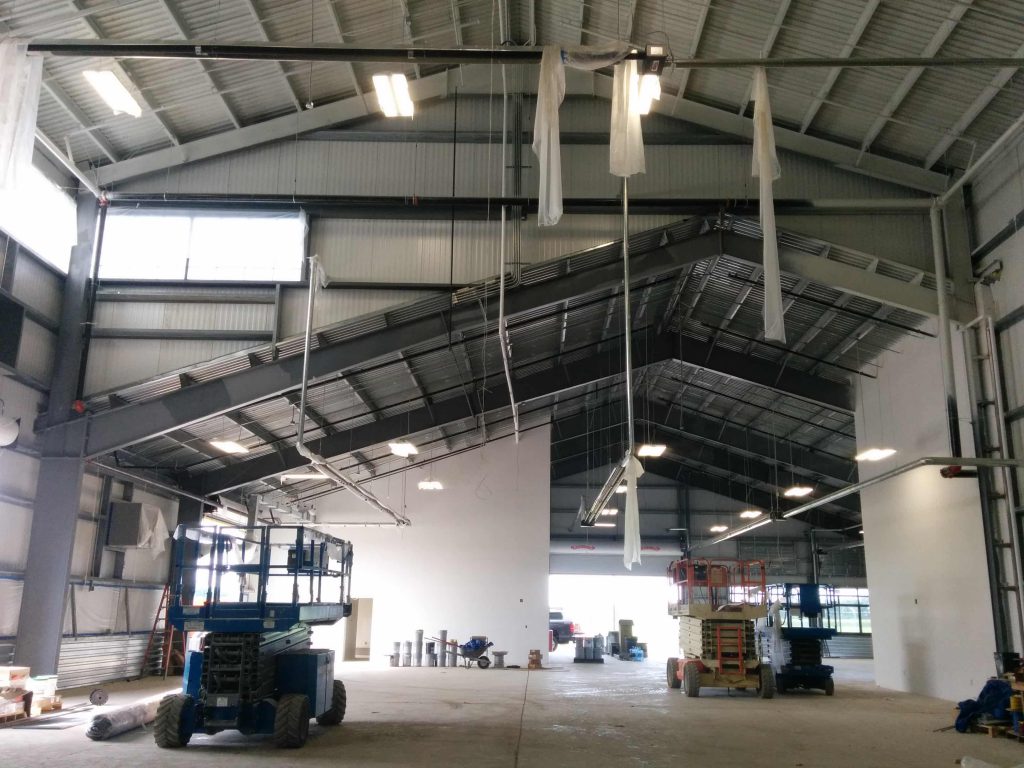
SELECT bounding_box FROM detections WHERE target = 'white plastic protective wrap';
[623,455,645,570]
[609,60,645,178]
[0,38,42,190]
[532,46,566,227]
[751,67,787,344]
[86,693,166,741]
[532,43,631,226]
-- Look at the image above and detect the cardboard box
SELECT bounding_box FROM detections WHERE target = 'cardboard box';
[0,666,30,686]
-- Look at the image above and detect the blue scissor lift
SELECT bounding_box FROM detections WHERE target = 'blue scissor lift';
[757,583,837,695]
[154,524,353,749]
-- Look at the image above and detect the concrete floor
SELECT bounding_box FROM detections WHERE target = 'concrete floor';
[2,658,1022,768]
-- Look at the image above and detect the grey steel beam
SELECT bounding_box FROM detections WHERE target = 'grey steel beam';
[183,331,676,495]
[798,0,880,133]
[858,0,972,156]
[91,328,273,341]
[52,225,868,459]
[15,193,99,675]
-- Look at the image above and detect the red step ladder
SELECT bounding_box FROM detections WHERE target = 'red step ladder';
[141,585,187,679]
[715,625,744,677]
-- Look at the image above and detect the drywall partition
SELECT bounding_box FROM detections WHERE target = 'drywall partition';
[311,426,551,667]
[856,326,994,701]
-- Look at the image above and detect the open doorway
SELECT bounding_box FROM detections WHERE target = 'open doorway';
[343,597,373,661]
[548,574,679,661]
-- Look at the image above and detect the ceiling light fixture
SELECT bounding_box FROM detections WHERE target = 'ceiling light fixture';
[615,484,627,494]
[209,507,250,527]
[210,439,250,455]
[594,522,616,528]
[783,485,814,498]
[710,516,774,545]
[709,524,728,533]
[739,510,763,519]
[632,72,661,115]
[280,473,317,482]
[637,444,666,457]
[855,447,897,462]
[600,509,618,516]
[83,70,142,118]
[372,73,414,117]
[418,480,443,491]
[389,441,418,458]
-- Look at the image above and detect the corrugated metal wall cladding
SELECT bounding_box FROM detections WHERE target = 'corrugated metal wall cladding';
[57,634,158,690]
[16,319,56,384]
[94,301,273,331]
[10,254,64,321]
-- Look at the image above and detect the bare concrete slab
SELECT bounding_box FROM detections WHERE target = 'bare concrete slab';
[1,659,1020,768]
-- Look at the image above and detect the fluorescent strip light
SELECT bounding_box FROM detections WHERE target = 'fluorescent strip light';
[709,524,728,533]
[280,473,317,482]
[209,507,250,526]
[711,516,773,545]
[632,72,661,115]
[210,439,250,455]
[615,484,627,494]
[784,485,814,498]
[418,480,443,491]
[389,441,418,458]
[600,509,618,516]
[373,73,414,117]
[637,444,666,457]
[83,70,142,118]
[739,510,763,519]
[594,522,616,528]
[855,447,897,462]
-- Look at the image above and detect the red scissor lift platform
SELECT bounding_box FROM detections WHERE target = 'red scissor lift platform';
[665,558,774,699]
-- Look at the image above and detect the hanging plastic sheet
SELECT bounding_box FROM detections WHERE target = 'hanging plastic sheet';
[751,67,786,344]
[609,60,645,178]
[623,455,645,570]
[0,38,43,190]
[532,43,631,226]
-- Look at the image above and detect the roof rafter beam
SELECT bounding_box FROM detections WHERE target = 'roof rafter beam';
[798,0,880,133]
[923,40,1024,170]
[40,77,118,162]
[323,0,363,97]
[858,0,973,156]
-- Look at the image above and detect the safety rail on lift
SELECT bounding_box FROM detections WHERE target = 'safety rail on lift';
[167,524,354,634]
[667,558,767,613]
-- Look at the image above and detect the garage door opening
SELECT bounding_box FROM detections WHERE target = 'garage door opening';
[548,574,680,662]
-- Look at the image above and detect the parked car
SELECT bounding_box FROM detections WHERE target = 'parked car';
[549,610,577,645]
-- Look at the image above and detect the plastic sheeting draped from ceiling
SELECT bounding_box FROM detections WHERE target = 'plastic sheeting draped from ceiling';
[752,67,786,344]
[0,39,43,190]
[623,455,645,570]
[532,44,632,226]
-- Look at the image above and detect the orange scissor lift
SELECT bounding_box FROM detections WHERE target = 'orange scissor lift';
[665,558,774,699]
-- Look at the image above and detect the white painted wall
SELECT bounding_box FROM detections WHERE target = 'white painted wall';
[856,328,995,701]
[311,426,551,667]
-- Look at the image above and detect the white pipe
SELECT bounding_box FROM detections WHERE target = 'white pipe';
[930,204,962,457]
[497,69,519,440]
[622,177,634,450]
[35,130,101,198]
[294,255,410,526]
